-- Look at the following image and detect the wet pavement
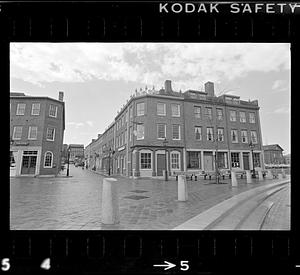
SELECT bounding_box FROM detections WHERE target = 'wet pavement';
[10,165,290,230]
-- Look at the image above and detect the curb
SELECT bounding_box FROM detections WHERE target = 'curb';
[173,178,290,230]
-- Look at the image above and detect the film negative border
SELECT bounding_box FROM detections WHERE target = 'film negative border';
[0,231,296,273]
[1,1,299,274]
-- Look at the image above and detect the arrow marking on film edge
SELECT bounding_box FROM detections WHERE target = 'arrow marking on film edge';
[153,261,176,270]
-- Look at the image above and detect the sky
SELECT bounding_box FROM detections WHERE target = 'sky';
[10,43,291,154]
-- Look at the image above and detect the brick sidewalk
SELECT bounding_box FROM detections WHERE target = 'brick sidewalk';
[10,164,290,230]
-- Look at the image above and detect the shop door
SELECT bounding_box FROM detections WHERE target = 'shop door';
[243,153,250,170]
[21,155,37,174]
[204,152,213,171]
[157,154,166,176]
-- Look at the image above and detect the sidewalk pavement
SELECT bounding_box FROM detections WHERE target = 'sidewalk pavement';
[173,178,290,230]
[10,165,291,230]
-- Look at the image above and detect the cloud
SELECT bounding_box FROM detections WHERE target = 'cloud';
[272,79,289,92]
[273,106,290,114]
[86,120,94,127]
[10,43,290,90]
[67,122,85,128]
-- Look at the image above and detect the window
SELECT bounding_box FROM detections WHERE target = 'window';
[172,124,180,140]
[205,107,212,120]
[253,153,261,167]
[13,126,22,140]
[231,129,238,143]
[230,110,236,122]
[217,128,224,142]
[136,102,145,116]
[207,127,214,141]
[129,127,132,141]
[44,151,53,168]
[250,131,257,143]
[46,127,55,141]
[231,152,240,168]
[240,112,246,123]
[124,129,127,143]
[171,104,180,117]
[241,130,248,143]
[216,108,223,120]
[194,106,201,118]
[195,126,202,140]
[157,123,166,139]
[129,106,133,118]
[171,152,180,169]
[141,152,151,169]
[31,103,40,115]
[16,103,26,115]
[28,126,38,140]
[187,151,201,169]
[157,103,166,116]
[249,112,256,123]
[136,124,144,140]
[49,104,58,117]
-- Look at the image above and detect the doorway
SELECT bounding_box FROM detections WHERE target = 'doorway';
[204,152,213,171]
[243,152,250,170]
[157,154,166,176]
[21,151,37,175]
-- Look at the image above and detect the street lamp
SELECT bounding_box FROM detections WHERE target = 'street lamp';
[67,147,71,177]
[108,147,112,176]
[249,141,256,178]
[163,138,168,181]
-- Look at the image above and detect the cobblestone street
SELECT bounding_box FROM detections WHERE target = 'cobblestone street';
[10,165,290,230]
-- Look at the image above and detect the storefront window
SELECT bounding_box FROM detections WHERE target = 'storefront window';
[217,152,228,169]
[231,152,240,168]
[141,152,151,169]
[253,153,261,167]
[171,152,180,169]
[187,151,201,169]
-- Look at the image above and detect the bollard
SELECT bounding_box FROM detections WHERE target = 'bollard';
[231,171,238,187]
[258,170,264,181]
[266,170,273,180]
[278,173,283,180]
[178,175,188,201]
[246,170,252,184]
[282,169,286,178]
[101,178,119,225]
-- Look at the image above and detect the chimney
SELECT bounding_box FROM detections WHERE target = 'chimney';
[205,82,214,97]
[164,80,172,93]
[58,91,64,101]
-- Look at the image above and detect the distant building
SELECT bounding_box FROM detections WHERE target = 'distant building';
[68,144,84,163]
[263,144,285,165]
[283,154,291,165]
[61,144,69,162]
[10,91,65,177]
[85,80,264,178]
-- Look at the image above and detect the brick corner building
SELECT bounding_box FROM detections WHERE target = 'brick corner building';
[85,80,264,178]
[10,91,65,177]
